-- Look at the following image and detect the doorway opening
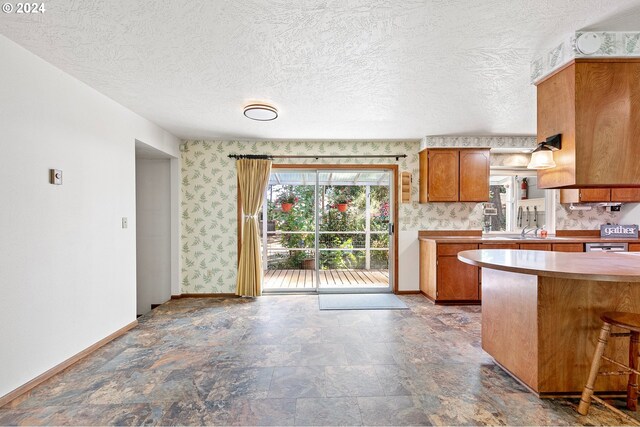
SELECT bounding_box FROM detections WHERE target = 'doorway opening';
[261,166,396,294]
[135,141,173,316]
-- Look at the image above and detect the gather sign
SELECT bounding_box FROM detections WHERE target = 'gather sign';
[600,224,639,239]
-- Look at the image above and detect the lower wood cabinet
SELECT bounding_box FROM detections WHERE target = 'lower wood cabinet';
[421,242,480,303]
[436,255,479,301]
[629,243,640,252]
[420,239,594,304]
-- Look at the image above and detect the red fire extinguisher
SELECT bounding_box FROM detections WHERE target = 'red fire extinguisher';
[521,178,528,200]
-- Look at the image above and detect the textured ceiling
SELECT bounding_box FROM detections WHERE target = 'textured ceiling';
[2,0,640,140]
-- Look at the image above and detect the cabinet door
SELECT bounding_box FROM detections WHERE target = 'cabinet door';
[428,150,459,202]
[579,189,611,202]
[611,188,640,202]
[552,243,584,252]
[437,256,479,300]
[418,149,428,203]
[459,150,490,202]
[629,243,640,252]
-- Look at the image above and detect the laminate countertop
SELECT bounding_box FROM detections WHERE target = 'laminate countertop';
[418,235,640,244]
[458,249,640,282]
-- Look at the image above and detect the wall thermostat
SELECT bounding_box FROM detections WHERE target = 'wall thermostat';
[50,169,62,185]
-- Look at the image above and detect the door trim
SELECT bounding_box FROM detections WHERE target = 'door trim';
[237,163,399,294]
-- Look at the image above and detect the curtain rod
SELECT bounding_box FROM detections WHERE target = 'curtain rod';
[228,154,407,161]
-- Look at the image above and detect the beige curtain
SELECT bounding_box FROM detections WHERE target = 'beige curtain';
[236,158,272,297]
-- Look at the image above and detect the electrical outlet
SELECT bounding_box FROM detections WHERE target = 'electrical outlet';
[122,217,128,229]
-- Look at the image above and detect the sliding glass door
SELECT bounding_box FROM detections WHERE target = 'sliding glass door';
[261,168,394,293]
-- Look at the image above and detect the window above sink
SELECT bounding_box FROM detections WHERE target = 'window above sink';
[483,169,556,235]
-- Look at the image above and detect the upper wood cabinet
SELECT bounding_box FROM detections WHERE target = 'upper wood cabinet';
[560,188,640,203]
[427,150,459,202]
[536,59,640,189]
[419,148,490,203]
[459,150,490,201]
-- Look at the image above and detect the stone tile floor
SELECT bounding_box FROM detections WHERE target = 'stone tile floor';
[0,295,637,425]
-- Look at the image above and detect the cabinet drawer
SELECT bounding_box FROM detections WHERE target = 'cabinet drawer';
[611,188,640,202]
[629,243,640,252]
[479,243,519,249]
[437,243,479,256]
[552,243,584,252]
[519,243,552,251]
[579,189,611,202]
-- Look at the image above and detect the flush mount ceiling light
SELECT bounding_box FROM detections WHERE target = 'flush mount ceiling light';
[243,104,278,121]
[527,134,562,170]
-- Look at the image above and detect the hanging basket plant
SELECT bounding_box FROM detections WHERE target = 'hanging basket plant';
[276,192,298,213]
[333,193,351,212]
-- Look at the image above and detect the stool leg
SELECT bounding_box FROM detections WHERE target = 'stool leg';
[578,322,611,415]
[627,331,640,411]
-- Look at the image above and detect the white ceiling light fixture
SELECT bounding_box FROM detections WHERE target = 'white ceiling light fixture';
[243,104,278,121]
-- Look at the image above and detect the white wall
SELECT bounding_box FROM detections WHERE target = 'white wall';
[0,35,180,399]
[621,203,640,226]
[136,158,172,315]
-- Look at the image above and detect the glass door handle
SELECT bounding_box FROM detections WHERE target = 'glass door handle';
[388,223,394,235]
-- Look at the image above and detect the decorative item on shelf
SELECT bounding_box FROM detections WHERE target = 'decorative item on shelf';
[400,172,412,203]
[276,191,297,213]
[334,192,351,212]
[528,134,562,170]
[600,224,639,239]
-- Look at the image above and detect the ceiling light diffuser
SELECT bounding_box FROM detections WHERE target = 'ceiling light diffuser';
[244,104,278,121]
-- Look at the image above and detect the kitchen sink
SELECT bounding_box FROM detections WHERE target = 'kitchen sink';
[482,235,568,241]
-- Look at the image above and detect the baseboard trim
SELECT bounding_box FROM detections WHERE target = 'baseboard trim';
[420,290,435,301]
[171,293,239,299]
[396,290,421,295]
[0,320,138,408]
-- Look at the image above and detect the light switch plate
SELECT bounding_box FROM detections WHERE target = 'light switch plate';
[50,169,62,185]
[122,217,128,229]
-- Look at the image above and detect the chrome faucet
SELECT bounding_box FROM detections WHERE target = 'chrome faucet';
[521,226,543,238]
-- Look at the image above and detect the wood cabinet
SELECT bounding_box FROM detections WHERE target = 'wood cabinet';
[420,242,480,303]
[630,243,640,252]
[611,188,640,202]
[459,150,490,201]
[536,59,640,189]
[479,243,519,250]
[427,150,459,202]
[419,148,490,203]
[552,243,584,252]
[560,188,640,203]
[519,243,552,251]
[437,256,479,301]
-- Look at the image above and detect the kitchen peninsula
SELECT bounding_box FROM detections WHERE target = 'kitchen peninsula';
[458,249,640,396]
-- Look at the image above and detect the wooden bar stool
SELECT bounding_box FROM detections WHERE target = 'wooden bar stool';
[578,312,640,423]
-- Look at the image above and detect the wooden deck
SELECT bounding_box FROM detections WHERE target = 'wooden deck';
[264,269,389,289]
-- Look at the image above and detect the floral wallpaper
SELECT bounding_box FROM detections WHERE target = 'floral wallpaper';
[180,139,624,293]
[531,31,640,83]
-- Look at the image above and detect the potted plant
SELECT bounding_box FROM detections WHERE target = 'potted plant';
[334,193,351,212]
[276,192,298,213]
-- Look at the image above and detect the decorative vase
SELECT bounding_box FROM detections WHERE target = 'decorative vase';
[281,202,293,212]
[337,203,348,212]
